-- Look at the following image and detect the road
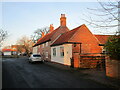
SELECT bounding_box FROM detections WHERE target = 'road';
[2,57,109,88]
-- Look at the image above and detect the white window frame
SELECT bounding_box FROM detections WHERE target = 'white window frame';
[60,47,64,57]
[53,48,56,56]
[42,44,44,48]
[46,42,48,47]
[46,52,48,58]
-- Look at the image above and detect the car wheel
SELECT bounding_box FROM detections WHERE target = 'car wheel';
[31,61,34,64]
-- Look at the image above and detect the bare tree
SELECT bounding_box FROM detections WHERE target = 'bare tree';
[16,45,25,54]
[0,29,7,47]
[17,36,34,56]
[83,0,120,34]
[31,27,49,43]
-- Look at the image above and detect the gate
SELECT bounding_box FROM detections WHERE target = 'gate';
[80,54,105,69]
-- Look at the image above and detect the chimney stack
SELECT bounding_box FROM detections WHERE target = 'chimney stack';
[41,32,45,38]
[60,14,66,26]
[49,24,54,33]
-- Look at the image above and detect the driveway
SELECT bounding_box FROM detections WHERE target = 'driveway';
[2,57,109,88]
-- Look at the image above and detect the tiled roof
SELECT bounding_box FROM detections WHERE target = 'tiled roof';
[34,23,111,47]
[51,25,82,46]
[33,30,56,47]
[33,26,63,47]
[94,35,111,44]
[2,49,16,52]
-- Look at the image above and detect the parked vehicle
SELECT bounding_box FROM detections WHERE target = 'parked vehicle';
[28,54,44,63]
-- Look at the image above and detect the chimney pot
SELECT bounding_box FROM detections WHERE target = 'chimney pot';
[49,24,54,33]
[61,14,65,17]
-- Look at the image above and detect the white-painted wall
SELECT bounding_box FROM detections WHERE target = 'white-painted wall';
[51,44,72,66]
[33,47,38,54]
[3,52,12,55]
[64,44,72,65]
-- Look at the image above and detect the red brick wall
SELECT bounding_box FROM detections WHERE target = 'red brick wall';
[70,25,102,55]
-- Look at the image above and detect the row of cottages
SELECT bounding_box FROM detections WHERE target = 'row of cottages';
[33,14,110,68]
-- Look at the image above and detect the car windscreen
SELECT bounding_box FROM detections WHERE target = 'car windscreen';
[33,55,41,57]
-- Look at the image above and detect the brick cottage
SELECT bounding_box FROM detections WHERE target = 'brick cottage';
[33,14,111,68]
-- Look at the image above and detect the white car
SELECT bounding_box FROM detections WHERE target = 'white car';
[29,54,44,63]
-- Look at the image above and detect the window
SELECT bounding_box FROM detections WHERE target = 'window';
[33,54,41,57]
[42,44,44,48]
[46,42,48,46]
[74,44,76,47]
[60,47,64,57]
[46,52,48,58]
[53,48,56,56]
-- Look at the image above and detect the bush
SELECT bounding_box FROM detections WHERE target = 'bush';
[105,34,120,60]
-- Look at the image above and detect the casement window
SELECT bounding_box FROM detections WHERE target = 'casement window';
[60,47,64,57]
[46,42,48,46]
[53,48,56,56]
[46,52,48,58]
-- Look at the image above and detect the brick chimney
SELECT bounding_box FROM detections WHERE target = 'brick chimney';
[60,14,66,26]
[49,24,54,33]
[41,32,45,38]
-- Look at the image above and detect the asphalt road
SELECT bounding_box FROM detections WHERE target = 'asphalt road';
[2,57,109,88]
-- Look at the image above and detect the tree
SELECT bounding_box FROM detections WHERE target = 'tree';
[17,36,34,56]
[83,0,120,34]
[31,27,49,43]
[105,34,120,60]
[0,29,7,47]
[83,1,120,59]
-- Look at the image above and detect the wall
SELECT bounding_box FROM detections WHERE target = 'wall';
[33,47,38,54]
[106,56,120,79]
[70,25,102,55]
[51,44,72,66]
[37,41,51,61]
[3,52,12,55]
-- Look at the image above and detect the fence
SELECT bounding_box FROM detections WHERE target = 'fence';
[79,53,105,69]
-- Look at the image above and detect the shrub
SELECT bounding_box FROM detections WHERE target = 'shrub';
[105,34,120,60]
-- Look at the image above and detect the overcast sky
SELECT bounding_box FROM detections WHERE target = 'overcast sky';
[1,1,118,48]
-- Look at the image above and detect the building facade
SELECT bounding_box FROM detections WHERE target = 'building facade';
[33,14,69,61]
[33,14,111,68]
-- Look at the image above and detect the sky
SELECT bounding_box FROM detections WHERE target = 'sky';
[1,1,118,48]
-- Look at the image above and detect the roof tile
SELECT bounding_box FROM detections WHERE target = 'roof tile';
[94,35,111,44]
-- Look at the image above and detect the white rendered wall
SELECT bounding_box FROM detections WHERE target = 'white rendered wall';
[51,44,72,66]
[64,44,72,66]
[3,52,11,55]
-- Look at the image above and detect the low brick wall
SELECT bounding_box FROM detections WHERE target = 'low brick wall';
[106,59,120,79]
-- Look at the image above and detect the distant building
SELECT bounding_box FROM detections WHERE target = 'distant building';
[11,45,26,54]
[2,45,26,56]
[2,49,17,56]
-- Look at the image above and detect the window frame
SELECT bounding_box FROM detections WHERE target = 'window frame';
[46,52,48,58]
[46,42,48,47]
[60,47,64,57]
[42,44,44,48]
[53,48,56,56]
